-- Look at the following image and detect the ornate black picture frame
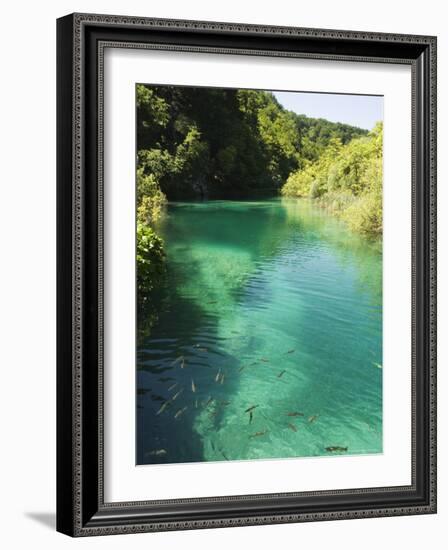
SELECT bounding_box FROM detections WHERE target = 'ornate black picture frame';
[57,13,437,537]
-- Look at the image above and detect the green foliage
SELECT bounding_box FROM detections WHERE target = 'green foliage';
[343,191,382,235]
[281,137,343,198]
[257,103,300,185]
[136,84,367,199]
[294,115,367,163]
[136,168,167,225]
[282,123,383,236]
[136,222,165,295]
[136,222,167,339]
[174,126,210,195]
[135,110,169,329]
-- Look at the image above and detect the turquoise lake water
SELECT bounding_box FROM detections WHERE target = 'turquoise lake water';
[137,198,382,465]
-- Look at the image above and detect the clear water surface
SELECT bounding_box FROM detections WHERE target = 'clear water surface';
[137,198,382,465]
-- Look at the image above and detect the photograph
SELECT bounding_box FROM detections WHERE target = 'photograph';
[135,84,384,465]
[54,10,437,537]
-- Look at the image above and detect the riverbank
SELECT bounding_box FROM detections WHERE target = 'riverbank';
[281,122,383,236]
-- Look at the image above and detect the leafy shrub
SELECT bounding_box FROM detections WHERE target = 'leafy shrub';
[136,168,167,225]
[136,222,166,302]
[281,123,383,236]
[343,192,382,235]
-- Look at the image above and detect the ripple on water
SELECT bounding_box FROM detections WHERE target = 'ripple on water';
[137,199,382,464]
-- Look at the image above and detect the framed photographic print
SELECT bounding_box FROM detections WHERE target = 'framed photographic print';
[56,13,437,536]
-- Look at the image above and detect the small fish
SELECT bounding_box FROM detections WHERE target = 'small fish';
[207,300,217,304]
[205,397,214,408]
[167,382,178,392]
[174,406,188,419]
[249,411,253,424]
[250,430,268,438]
[195,398,198,409]
[308,415,319,423]
[196,346,208,352]
[220,374,225,385]
[250,361,258,366]
[373,362,382,369]
[171,355,184,366]
[325,446,348,453]
[137,388,149,395]
[156,401,169,415]
[260,358,269,363]
[220,450,229,460]
[180,357,186,369]
[245,405,259,413]
[231,330,239,334]
[287,422,298,432]
[277,370,287,378]
[220,400,231,406]
[171,389,184,401]
[145,448,167,457]
[151,394,165,402]
[238,365,246,373]
[215,369,222,382]
[286,349,296,354]
[286,412,304,417]
[191,379,196,393]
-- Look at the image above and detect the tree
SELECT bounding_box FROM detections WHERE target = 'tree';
[281,123,383,235]
[136,84,368,199]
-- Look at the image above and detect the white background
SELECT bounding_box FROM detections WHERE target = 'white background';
[0,1,445,549]
[105,49,412,501]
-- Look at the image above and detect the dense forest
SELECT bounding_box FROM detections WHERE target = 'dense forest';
[136,84,368,202]
[136,84,382,322]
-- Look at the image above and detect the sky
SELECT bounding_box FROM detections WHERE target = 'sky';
[273,91,383,131]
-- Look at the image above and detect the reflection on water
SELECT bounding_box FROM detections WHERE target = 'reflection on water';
[137,198,382,464]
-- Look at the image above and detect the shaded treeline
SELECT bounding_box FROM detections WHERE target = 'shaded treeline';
[136,85,367,201]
